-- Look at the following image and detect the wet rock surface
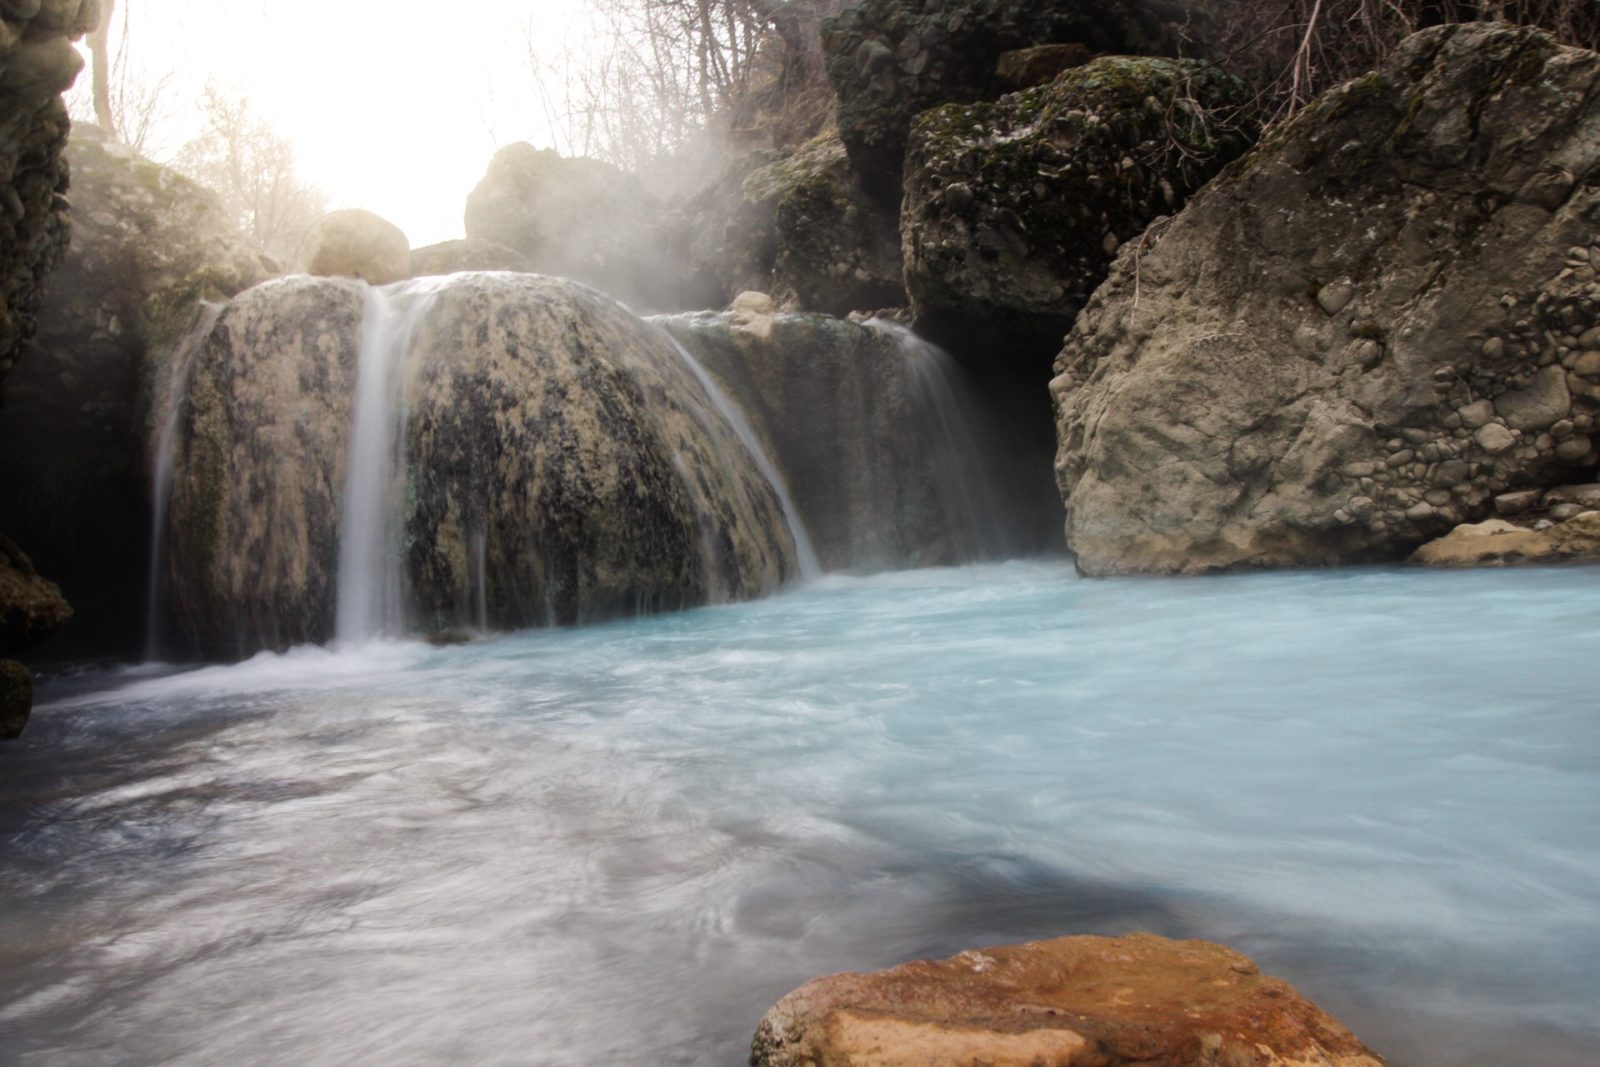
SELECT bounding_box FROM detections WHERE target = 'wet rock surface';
[463,143,673,308]
[751,932,1387,1067]
[308,209,411,285]
[408,237,532,277]
[1054,24,1600,575]
[904,55,1255,361]
[0,0,96,388]
[820,0,1191,199]
[162,273,798,657]
[0,124,269,656]
[1413,509,1600,566]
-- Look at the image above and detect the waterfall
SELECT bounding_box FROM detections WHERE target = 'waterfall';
[654,327,822,581]
[865,319,1017,561]
[144,301,225,661]
[334,279,449,646]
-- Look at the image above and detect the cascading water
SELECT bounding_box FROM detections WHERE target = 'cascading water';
[865,319,1020,560]
[654,327,822,580]
[334,279,449,646]
[144,301,225,661]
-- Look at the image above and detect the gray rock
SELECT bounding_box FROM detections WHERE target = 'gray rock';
[308,209,410,285]
[1053,25,1600,574]
[0,659,29,740]
[1494,490,1543,516]
[1543,483,1600,509]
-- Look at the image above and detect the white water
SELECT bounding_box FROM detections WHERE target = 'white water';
[656,327,823,580]
[333,280,449,646]
[6,562,1597,1066]
[143,302,225,660]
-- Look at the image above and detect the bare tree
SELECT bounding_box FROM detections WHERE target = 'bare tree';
[173,87,327,269]
[70,0,176,157]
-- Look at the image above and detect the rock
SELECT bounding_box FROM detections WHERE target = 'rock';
[0,536,71,652]
[1494,489,1544,516]
[409,237,532,277]
[994,43,1093,90]
[1549,502,1584,520]
[463,143,673,308]
[0,124,269,657]
[1054,25,1600,575]
[307,209,411,284]
[904,56,1255,361]
[0,0,97,390]
[163,273,797,657]
[0,659,30,739]
[1412,511,1600,566]
[750,933,1386,1067]
[658,311,1059,571]
[1543,483,1600,509]
[820,0,1193,199]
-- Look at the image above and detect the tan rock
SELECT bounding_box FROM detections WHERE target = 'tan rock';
[308,209,411,284]
[751,933,1387,1067]
[1411,512,1600,566]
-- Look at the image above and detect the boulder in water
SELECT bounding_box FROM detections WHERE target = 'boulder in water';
[1054,24,1600,575]
[0,659,30,739]
[751,933,1387,1067]
[161,272,798,657]
[308,209,411,285]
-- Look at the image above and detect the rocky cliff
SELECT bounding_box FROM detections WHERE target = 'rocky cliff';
[1054,24,1600,575]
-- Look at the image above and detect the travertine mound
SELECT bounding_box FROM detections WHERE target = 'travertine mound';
[751,933,1386,1067]
[1054,24,1600,575]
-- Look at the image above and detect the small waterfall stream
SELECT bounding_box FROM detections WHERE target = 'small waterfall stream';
[334,279,449,646]
[144,302,225,661]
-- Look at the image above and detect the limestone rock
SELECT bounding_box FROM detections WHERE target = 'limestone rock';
[1412,511,1600,566]
[0,124,269,656]
[750,933,1387,1067]
[308,209,411,285]
[0,0,98,389]
[409,237,532,277]
[0,536,70,652]
[163,273,797,658]
[820,0,1192,199]
[463,143,672,308]
[0,658,30,739]
[994,43,1093,91]
[1054,25,1600,575]
[903,56,1255,361]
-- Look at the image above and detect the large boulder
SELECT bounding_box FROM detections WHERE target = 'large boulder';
[1053,24,1600,575]
[307,208,410,285]
[658,308,1054,570]
[0,124,270,655]
[0,536,70,652]
[820,0,1192,199]
[463,143,674,308]
[161,273,798,658]
[904,56,1256,360]
[0,0,97,389]
[751,933,1387,1067]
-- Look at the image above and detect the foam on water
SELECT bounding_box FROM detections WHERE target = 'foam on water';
[3,562,1597,1066]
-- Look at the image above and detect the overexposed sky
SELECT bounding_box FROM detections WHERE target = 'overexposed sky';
[80,0,592,246]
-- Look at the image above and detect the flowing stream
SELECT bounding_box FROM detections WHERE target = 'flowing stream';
[3,561,1596,1067]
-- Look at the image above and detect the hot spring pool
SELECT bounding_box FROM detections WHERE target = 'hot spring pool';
[1,561,1596,1066]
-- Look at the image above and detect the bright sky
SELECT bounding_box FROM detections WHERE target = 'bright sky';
[82,0,593,247]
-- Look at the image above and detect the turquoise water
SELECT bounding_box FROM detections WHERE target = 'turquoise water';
[2,561,1596,1065]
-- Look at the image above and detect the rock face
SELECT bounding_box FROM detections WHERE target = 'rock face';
[161,273,797,657]
[409,237,532,277]
[0,124,269,655]
[0,536,71,651]
[308,209,411,284]
[1054,24,1600,575]
[1412,511,1600,566]
[751,933,1387,1067]
[660,309,1037,570]
[0,0,97,388]
[904,56,1255,359]
[463,143,672,308]
[820,0,1191,198]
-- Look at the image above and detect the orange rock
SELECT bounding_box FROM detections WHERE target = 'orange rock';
[751,933,1387,1067]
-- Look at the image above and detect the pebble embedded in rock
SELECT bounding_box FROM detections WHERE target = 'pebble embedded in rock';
[1474,423,1517,454]
[1317,280,1355,315]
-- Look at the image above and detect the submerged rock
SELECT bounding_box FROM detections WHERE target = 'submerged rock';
[820,0,1192,198]
[751,933,1386,1067]
[904,56,1255,360]
[1054,24,1600,575]
[162,273,797,657]
[308,209,411,285]
[0,124,269,656]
